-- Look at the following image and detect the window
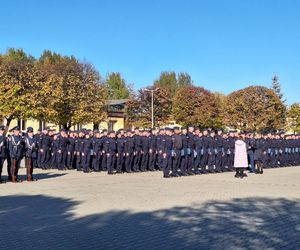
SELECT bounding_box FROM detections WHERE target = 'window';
[108,120,117,131]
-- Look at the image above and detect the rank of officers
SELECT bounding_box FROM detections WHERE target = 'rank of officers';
[0,125,299,182]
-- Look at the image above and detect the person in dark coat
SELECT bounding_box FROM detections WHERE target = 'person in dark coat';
[156,129,166,171]
[207,130,216,173]
[162,128,173,178]
[104,131,117,175]
[133,128,142,172]
[92,130,102,172]
[67,131,76,169]
[82,132,93,173]
[254,133,264,174]
[116,131,125,173]
[148,129,157,171]
[50,133,59,169]
[172,127,183,176]
[193,128,202,174]
[215,129,224,173]
[200,129,209,173]
[180,127,188,175]
[39,127,52,169]
[0,126,8,183]
[246,133,256,173]
[57,129,69,170]
[141,130,150,172]
[24,127,38,181]
[124,130,134,173]
[8,126,24,182]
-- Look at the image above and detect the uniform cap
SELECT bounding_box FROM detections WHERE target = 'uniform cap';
[27,127,34,133]
[12,126,20,131]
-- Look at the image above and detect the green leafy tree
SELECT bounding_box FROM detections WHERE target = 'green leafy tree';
[224,86,286,131]
[35,50,107,129]
[154,71,193,98]
[172,86,218,128]
[287,103,300,133]
[0,48,37,131]
[104,72,132,100]
[271,75,286,103]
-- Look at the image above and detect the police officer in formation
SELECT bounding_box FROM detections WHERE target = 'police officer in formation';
[0,125,299,182]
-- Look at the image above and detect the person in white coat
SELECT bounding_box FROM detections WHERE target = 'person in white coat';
[234,135,248,178]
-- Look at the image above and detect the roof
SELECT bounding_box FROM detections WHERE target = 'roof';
[106,99,129,105]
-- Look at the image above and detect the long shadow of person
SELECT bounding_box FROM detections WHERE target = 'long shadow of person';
[0,195,299,249]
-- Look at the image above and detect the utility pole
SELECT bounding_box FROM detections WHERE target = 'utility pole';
[143,88,159,128]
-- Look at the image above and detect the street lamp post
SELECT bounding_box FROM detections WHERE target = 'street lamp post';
[143,88,159,128]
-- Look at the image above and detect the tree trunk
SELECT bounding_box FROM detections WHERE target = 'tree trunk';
[93,123,99,130]
[4,116,13,135]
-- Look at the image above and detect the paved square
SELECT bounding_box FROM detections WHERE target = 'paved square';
[1,167,300,250]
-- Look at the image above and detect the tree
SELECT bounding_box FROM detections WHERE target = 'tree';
[34,50,107,129]
[126,87,172,128]
[177,72,193,88]
[287,103,300,133]
[224,86,286,132]
[154,71,193,98]
[213,92,227,128]
[271,75,286,103]
[104,72,132,100]
[172,86,218,128]
[0,48,37,131]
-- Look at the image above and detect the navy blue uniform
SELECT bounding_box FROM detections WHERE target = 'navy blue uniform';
[0,134,8,181]
[103,137,116,174]
[8,134,24,182]
[82,138,92,173]
[124,136,134,173]
[67,137,76,169]
[116,137,125,173]
[24,135,38,180]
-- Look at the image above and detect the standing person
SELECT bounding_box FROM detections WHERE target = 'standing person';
[141,130,150,172]
[133,127,142,172]
[215,129,224,173]
[82,132,93,173]
[162,128,173,178]
[67,131,76,170]
[172,127,183,176]
[8,126,24,183]
[180,127,188,175]
[246,133,256,173]
[254,133,264,174]
[148,129,157,171]
[227,130,236,171]
[39,127,52,169]
[92,130,102,172]
[186,125,195,175]
[101,129,108,171]
[193,128,202,174]
[124,130,134,173]
[104,131,117,175]
[24,127,38,181]
[234,134,248,178]
[0,126,8,183]
[156,128,166,171]
[75,130,85,171]
[35,129,42,168]
[57,129,69,170]
[116,130,125,173]
[207,130,216,173]
[200,129,209,173]
[50,133,59,169]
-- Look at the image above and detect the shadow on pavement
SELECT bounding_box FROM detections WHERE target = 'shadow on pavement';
[0,195,299,249]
